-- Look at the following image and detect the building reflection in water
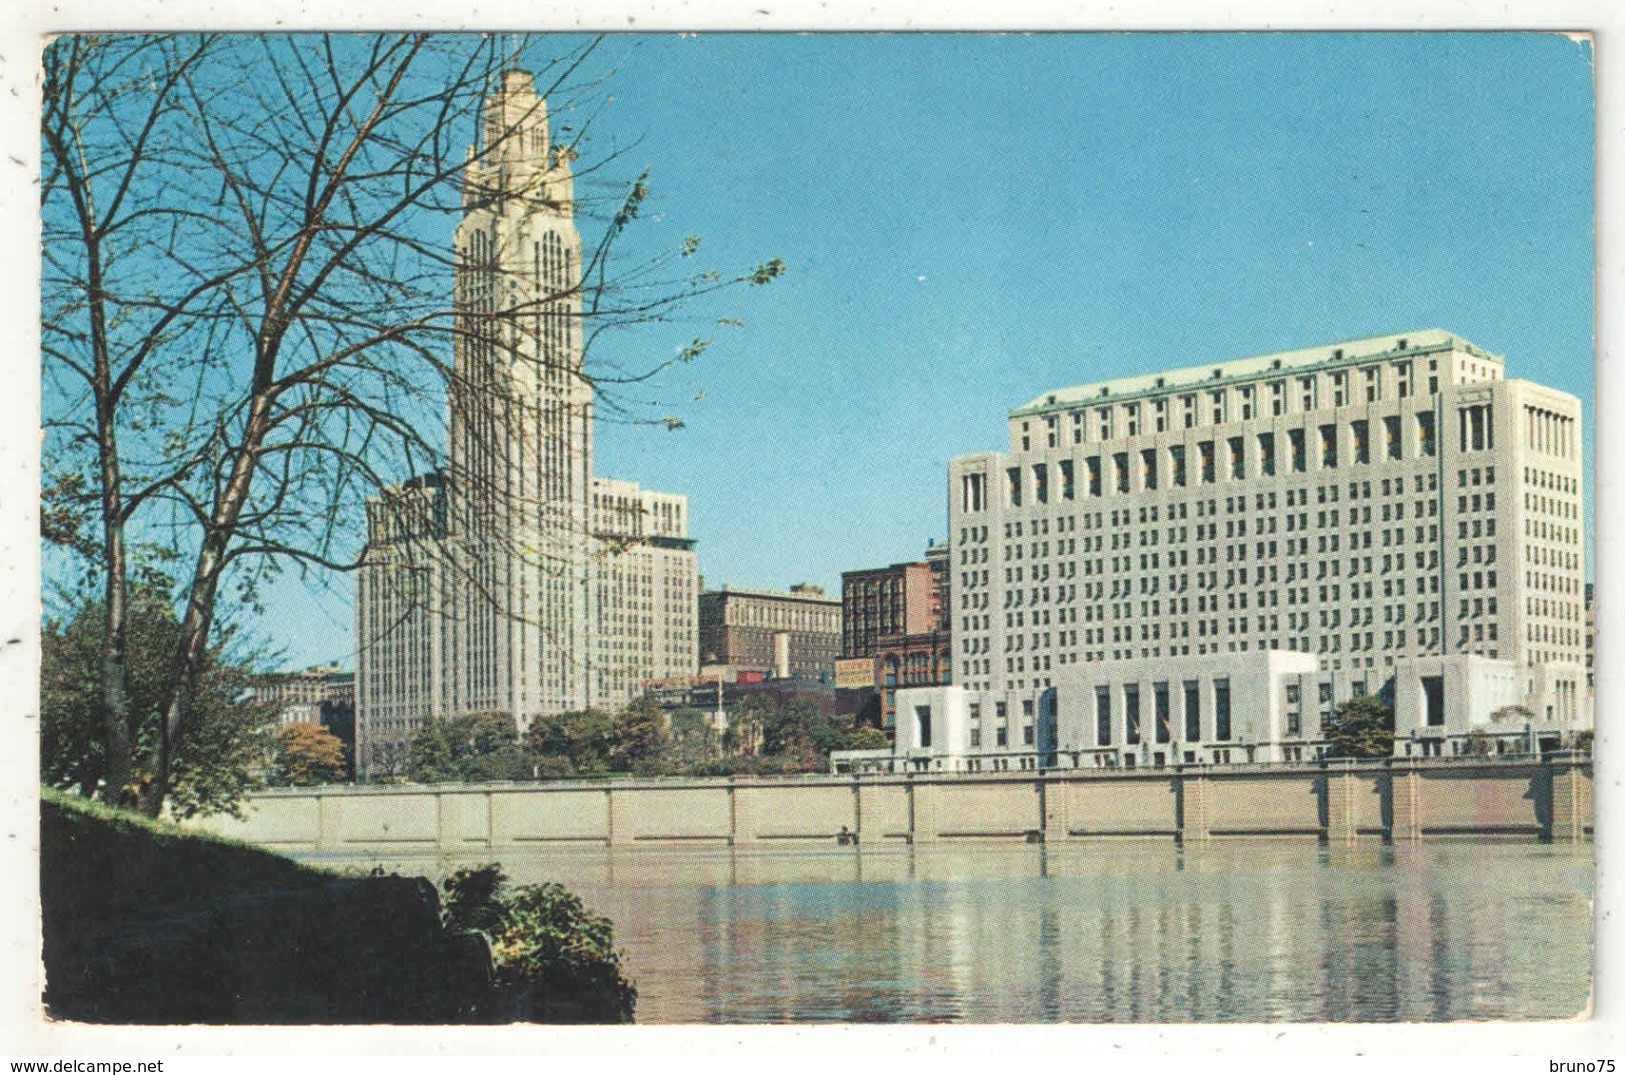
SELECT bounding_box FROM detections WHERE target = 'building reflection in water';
[349,840,1589,1024]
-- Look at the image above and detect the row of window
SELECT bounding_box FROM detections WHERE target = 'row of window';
[963,472,1447,547]
[1092,679,1231,747]
[991,416,1442,511]
[1019,355,1453,452]
[970,646,1405,695]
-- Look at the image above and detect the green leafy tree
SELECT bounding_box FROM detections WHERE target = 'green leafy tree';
[843,725,891,751]
[407,718,458,783]
[442,865,636,1023]
[408,712,520,782]
[762,696,843,762]
[272,722,348,785]
[524,709,618,774]
[717,694,849,771]
[41,584,273,817]
[669,707,714,744]
[610,696,669,772]
[463,744,536,782]
[1322,694,1395,759]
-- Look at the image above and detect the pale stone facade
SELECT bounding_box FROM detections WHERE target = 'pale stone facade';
[355,72,697,777]
[844,330,1589,772]
[864,648,1587,774]
[589,477,699,702]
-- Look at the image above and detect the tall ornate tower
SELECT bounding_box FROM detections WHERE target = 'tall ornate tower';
[355,70,699,777]
[448,69,595,721]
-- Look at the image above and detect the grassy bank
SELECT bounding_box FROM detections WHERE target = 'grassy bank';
[40,786,334,921]
[41,788,488,1023]
[40,788,634,1024]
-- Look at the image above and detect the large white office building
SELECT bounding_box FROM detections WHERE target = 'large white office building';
[354,71,697,777]
[854,330,1589,772]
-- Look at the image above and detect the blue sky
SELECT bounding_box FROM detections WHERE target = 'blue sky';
[268,32,1595,669]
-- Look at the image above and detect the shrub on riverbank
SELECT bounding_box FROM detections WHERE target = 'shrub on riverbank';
[443,865,637,1024]
[40,788,635,1023]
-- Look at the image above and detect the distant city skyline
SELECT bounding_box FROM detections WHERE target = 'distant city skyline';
[260,32,1594,669]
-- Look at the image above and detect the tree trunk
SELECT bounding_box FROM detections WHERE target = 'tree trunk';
[140,398,272,817]
[85,190,134,809]
[98,516,133,808]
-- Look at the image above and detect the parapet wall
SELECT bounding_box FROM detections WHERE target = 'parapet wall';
[194,757,1592,854]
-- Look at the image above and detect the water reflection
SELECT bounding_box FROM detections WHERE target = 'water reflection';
[309,841,1591,1024]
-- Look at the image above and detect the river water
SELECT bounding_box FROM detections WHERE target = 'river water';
[307,840,1591,1024]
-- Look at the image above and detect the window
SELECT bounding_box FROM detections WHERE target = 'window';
[1258,432,1276,477]
[1199,441,1216,484]
[960,472,987,513]
[1418,411,1436,456]
[1124,684,1141,745]
[1170,445,1187,487]
[1351,420,1369,465]
[1096,685,1112,746]
[1229,436,1245,480]
[1320,425,1337,468]
[1423,675,1444,727]
[1150,682,1176,740]
[1289,428,1306,473]
[1114,452,1130,494]
[1384,415,1401,460]
[1141,448,1158,491]
[1059,459,1075,501]
[1007,467,1022,507]
[915,705,932,749]
[1184,680,1201,741]
[1086,457,1102,497]
[1033,464,1049,504]
[1214,678,1231,740]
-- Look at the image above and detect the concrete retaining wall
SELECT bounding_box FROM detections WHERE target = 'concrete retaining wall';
[194,757,1592,853]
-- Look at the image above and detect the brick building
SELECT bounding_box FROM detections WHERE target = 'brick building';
[698,583,842,683]
[839,541,953,729]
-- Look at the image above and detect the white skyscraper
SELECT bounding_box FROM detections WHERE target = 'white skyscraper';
[858,330,1589,774]
[355,71,698,776]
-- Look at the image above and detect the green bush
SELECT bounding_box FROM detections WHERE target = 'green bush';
[1322,694,1395,759]
[442,865,636,1023]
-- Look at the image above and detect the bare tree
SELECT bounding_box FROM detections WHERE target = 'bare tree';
[43,34,223,806]
[41,32,781,816]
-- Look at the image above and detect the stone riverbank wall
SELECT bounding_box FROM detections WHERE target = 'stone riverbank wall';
[195,756,1592,854]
